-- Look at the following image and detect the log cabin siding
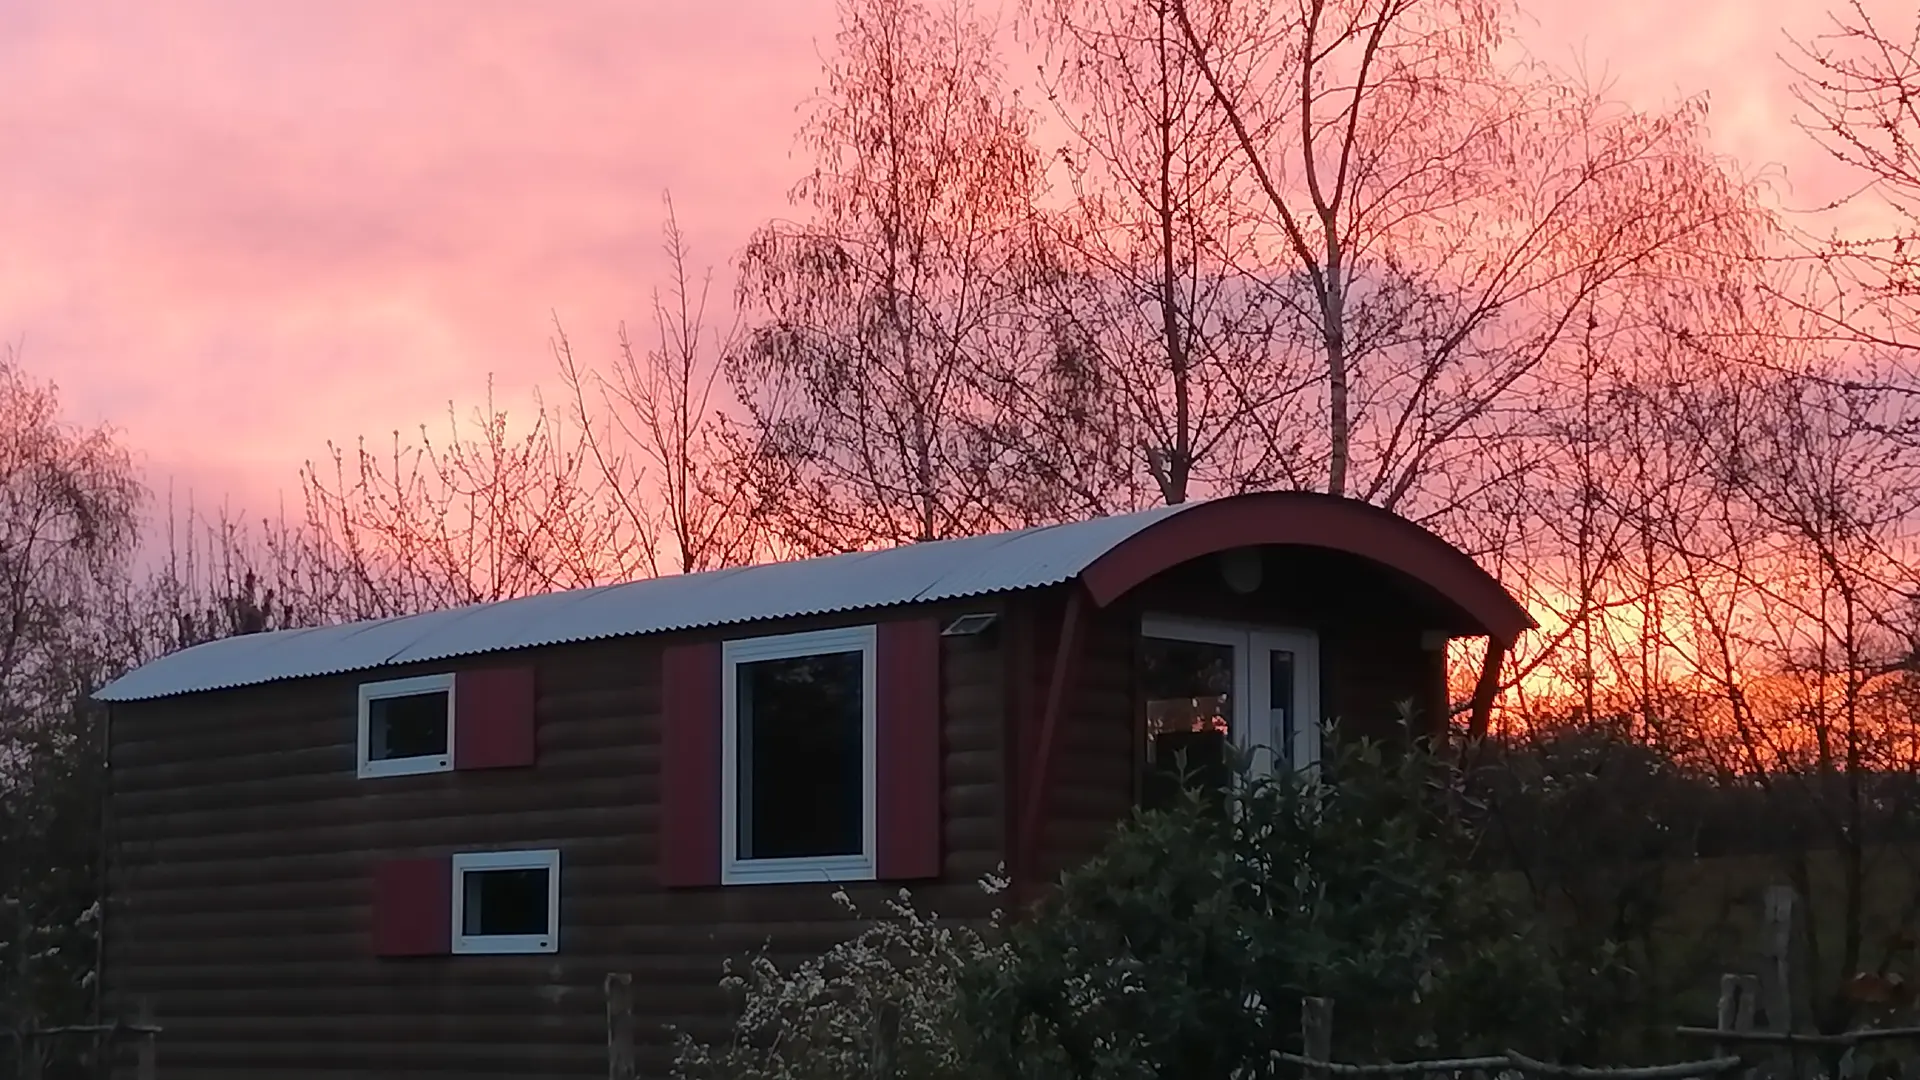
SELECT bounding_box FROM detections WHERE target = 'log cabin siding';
[103,544,1475,1078]
[105,601,1007,1080]
[1018,590,1137,885]
[1322,623,1449,742]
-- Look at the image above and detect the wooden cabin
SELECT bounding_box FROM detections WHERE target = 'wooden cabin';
[95,491,1532,1079]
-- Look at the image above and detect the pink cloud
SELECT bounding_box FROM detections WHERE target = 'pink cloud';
[0,0,1901,519]
[1516,0,1908,219]
[2,0,834,508]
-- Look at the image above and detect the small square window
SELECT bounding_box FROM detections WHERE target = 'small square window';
[451,849,560,954]
[358,674,455,778]
[722,626,877,885]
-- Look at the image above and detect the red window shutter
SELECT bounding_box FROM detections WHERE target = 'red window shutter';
[453,666,537,769]
[372,857,451,957]
[660,641,723,887]
[877,619,943,880]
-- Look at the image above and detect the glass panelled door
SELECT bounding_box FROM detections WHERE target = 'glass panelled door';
[1250,629,1320,778]
[1141,617,1320,809]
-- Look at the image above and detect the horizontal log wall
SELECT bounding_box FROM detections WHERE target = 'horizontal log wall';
[1022,590,1137,885]
[105,601,1007,1079]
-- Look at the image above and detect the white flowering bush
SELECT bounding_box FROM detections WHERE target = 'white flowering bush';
[672,880,1010,1080]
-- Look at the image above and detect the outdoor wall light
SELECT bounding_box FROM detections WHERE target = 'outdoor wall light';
[1216,547,1263,595]
[941,612,1000,637]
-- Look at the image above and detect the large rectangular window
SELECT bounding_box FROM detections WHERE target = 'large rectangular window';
[721,626,877,884]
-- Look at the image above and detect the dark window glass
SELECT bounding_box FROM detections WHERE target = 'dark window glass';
[1269,649,1296,763]
[368,691,449,760]
[1141,636,1234,811]
[463,868,550,936]
[735,649,865,860]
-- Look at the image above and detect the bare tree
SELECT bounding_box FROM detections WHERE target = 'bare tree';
[1019,0,1306,507]
[0,349,141,701]
[725,0,1062,553]
[1140,0,1769,733]
[558,195,770,575]
[1660,345,1920,1035]
[0,347,141,1061]
[1167,0,1766,523]
[1782,1,1920,359]
[130,488,319,650]
[291,381,632,621]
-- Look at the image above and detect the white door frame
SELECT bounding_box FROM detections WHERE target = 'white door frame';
[1141,614,1321,775]
[1250,628,1321,774]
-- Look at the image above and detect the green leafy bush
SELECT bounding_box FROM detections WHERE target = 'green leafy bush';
[674,730,1644,1080]
[959,730,1618,1080]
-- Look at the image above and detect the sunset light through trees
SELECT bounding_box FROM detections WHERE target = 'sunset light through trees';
[7,0,1920,1062]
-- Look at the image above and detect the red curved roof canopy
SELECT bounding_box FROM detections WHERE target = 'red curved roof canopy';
[1078,491,1535,646]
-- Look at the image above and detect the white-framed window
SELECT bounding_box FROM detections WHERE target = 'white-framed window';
[357,673,455,779]
[721,625,878,885]
[451,849,561,955]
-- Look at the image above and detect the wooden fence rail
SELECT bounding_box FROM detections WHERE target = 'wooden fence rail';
[1288,995,1747,1080]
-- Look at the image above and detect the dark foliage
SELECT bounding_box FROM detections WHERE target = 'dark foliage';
[960,731,1613,1080]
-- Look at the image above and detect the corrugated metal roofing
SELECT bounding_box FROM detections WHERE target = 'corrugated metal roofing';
[95,500,1199,702]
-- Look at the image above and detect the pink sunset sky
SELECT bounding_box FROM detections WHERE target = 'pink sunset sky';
[1,0,1901,517]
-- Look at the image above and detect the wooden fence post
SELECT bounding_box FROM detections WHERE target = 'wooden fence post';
[1715,973,1758,1079]
[1759,885,1794,1035]
[605,973,635,1080]
[1759,885,1797,1080]
[12,899,29,1080]
[1302,997,1333,1080]
[869,1000,901,1080]
[135,998,156,1080]
[1715,971,1755,1039]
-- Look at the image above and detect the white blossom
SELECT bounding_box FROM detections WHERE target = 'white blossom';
[671,886,1007,1080]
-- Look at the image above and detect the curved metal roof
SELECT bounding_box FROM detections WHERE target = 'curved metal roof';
[95,501,1193,702]
[95,491,1535,703]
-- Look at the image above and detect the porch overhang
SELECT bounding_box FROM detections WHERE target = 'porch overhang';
[1075,491,1535,647]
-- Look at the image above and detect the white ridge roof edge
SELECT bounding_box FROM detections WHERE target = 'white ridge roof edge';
[95,500,1201,703]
